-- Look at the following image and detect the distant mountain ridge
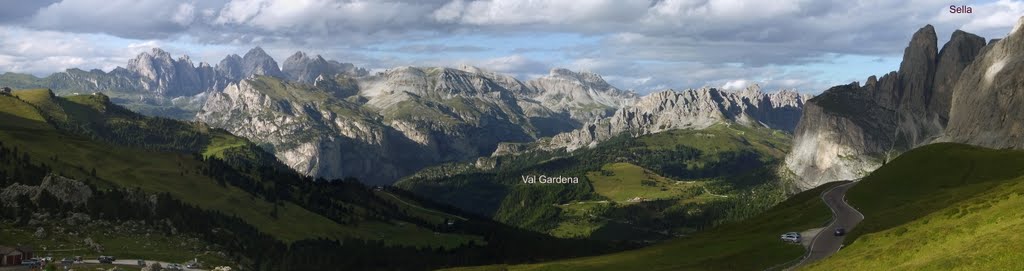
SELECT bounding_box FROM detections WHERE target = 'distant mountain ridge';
[0,46,809,185]
[0,47,366,118]
[494,84,809,156]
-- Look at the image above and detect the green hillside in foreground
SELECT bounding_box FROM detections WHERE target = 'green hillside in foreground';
[0,90,478,246]
[805,143,1024,270]
[444,182,840,271]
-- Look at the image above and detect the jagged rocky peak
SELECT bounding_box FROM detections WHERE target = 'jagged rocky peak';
[217,54,244,80]
[283,51,330,83]
[739,83,763,97]
[241,47,285,79]
[283,51,368,83]
[894,24,938,112]
[930,30,986,121]
[126,48,175,80]
[124,47,214,97]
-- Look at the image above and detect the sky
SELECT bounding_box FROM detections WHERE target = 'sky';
[0,0,1021,94]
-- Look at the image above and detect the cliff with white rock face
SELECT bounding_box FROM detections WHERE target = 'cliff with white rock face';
[944,17,1024,148]
[785,25,987,190]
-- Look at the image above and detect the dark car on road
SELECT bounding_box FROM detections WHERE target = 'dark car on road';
[98,256,115,264]
[834,228,846,236]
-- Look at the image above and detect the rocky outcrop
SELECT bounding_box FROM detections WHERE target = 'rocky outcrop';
[785,25,987,190]
[537,85,808,152]
[944,17,1024,148]
[0,174,93,207]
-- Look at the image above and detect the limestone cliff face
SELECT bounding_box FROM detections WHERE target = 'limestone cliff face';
[196,78,427,184]
[537,85,808,152]
[784,83,895,190]
[944,17,1024,147]
[785,25,987,190]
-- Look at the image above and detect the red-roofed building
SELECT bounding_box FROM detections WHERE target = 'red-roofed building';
[0,246,33,266]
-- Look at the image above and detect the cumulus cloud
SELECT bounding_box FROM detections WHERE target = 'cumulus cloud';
[438,0,650,26]
[0,26,158,75]
[213,0,441,35]
[467,55,548,75]
[0,0,1021,93]
[721,79,752,91]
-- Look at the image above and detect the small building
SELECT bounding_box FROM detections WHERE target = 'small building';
[0,246,33,266]
[0,87,11,95]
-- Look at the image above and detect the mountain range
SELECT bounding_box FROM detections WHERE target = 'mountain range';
[2,49,808,184]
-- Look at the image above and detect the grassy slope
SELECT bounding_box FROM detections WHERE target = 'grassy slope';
[638,124,790,157]
[549,163,724,239]
[0,91,477,248]
[805,143,1024,270]
[586,162,709,202]
[445,182,840,271]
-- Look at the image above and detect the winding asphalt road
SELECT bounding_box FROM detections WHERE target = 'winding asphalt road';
[790,181,864,269]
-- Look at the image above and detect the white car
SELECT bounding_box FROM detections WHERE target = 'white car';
[780,232,801,243]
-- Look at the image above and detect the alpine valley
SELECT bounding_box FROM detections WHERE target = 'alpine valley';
[2,7,1024,271]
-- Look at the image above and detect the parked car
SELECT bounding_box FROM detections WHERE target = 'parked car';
[138,259,147,266]
[98,256,115,264]
[21,259,41,266]
[166,263,184,270]
[186,261,201,268]
[780,232,801,243]
[61,258,74,265]
[834,228,846,236]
